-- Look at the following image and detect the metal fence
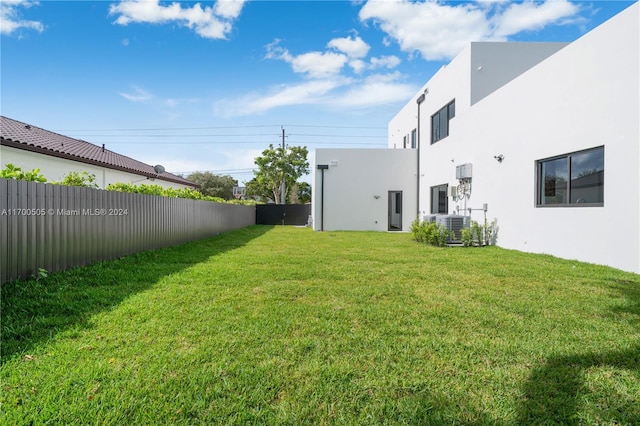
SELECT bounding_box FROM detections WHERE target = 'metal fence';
[0,178,256,283]
[256,204,311,226]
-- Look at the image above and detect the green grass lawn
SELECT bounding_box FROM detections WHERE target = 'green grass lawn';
[2,225,639,425]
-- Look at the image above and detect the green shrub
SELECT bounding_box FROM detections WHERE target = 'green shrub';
[466,218,499,246]
[461,227,473,247]
[471,220,483,245]
[106,182,255,205]
[411,218,452,247]
[52,171,98,188]
[0,163,47,182]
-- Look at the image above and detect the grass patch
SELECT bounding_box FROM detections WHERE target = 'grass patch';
[2,226,639,424]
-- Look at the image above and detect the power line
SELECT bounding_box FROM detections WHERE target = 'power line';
[53,125,282,132]
[96,141,386,145]
[176,169,256,176]
[65,133,386,139]
[53,123,387,132]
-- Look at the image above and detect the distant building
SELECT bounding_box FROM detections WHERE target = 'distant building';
[1,116,196,189]
[312,3,639,273]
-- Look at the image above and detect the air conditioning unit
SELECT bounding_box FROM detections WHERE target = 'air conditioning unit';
[435,214,469,243]
[422,215,437,223]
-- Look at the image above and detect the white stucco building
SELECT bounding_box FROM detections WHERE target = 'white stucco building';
[1,116,196,190]
[312,3,639,273]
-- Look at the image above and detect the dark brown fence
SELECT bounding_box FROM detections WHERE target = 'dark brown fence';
[256,204,311,226]
[0,179,255,283]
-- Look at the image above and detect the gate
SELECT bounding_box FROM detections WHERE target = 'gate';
[256,204,311,225]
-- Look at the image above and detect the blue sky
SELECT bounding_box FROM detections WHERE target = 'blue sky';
[1,0,635,183]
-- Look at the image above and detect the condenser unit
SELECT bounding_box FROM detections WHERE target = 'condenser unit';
[422,215,437,223]
[435,214,469,243]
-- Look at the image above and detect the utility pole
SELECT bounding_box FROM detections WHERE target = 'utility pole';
[280,127,286,205]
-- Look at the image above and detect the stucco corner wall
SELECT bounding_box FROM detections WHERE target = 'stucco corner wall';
[313,149,417,232]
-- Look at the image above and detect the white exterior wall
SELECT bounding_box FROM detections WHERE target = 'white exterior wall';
[313,149,417,231]
[388,48,472,151]
[0,146,192,190]
[416,3,639,273]
[350,4,639,273]
[469,42,568,106]
[388,42,566,151]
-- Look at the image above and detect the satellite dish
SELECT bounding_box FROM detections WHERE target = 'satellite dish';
[153,164,165,174]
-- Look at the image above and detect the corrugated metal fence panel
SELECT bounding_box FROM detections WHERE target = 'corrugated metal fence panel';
[0,179,9,283]
[0,179,256,283]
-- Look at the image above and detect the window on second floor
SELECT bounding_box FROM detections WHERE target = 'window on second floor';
[411,129,417,148]
[431,100,455,144]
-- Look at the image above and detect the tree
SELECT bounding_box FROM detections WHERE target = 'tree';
[186,172,237,200]
[246,144,309,204]
[288,181,311,204]
[244,174,272,203]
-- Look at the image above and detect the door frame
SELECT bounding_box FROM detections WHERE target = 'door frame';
[388,190,403,231]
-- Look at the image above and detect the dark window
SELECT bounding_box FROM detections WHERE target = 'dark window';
[536,146,604,207]
[431,100,455,144]
[430,184,448,214]
[411,129,417,148]
[403,135,407,149]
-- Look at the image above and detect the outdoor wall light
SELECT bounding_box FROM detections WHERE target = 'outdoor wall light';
[494,154,504,163]
[374,195,381,199]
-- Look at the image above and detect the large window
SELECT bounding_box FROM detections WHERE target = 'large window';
[431,100,455,144]
[536,146,604,207]
[430,184,448,214]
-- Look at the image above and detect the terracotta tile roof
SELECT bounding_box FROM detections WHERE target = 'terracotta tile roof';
[0,116,197,187]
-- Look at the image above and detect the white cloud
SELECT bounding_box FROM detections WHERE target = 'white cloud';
[327,34,370,58]
[233,29,412,115]
[0,0,43,35]
[119,86,153,102]
[109,0,247,39]
[359,0,581,61]
[216,79,348,117]
[213,0,245,19]
[215,69,418,116]
[330,72,416,108]
[266,40,349,78]
[369,55,401,69]
[492,0,581,37]
[359,0,490,60]
[349,59,367,74]
[291,51,349,78]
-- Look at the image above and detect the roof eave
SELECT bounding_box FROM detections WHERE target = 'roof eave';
[1,138,198,188]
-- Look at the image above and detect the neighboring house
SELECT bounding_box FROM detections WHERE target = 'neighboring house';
[312,3,639,274]
[0,116,197,190]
